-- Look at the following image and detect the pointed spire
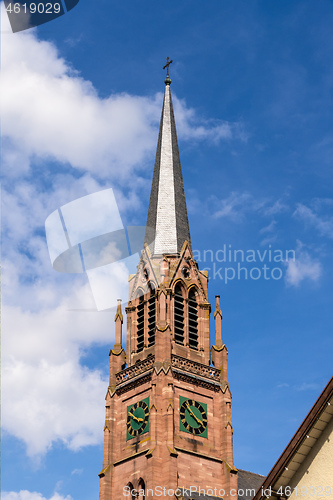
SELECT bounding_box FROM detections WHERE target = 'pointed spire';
[114,298,123,323]
[214,295,223,347]
[114,299,123,350]
[144,68,191,256]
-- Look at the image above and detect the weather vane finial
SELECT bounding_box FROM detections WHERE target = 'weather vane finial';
[163,57,173,85]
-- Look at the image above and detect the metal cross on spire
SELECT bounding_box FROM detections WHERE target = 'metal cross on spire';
[163,57,173,77]
[163,57,173,85]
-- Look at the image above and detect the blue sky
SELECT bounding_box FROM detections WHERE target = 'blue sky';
[1,1,333,499]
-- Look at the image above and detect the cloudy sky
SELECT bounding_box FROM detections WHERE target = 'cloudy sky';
[1,1,333,499]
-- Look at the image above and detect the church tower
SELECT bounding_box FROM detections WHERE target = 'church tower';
[99,64,238,499]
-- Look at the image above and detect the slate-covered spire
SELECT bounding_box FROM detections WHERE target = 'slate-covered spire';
[144,70,192,256]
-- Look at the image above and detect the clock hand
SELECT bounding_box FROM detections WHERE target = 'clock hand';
[190,410,203,426]
[185,402,203,425]
[128,412,144,423]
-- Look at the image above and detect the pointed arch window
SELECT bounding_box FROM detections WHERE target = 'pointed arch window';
[126,482,135,500]
[137,295,145,353]
[188,288,198,350]
[148,288,156,347]
[174,284,185,345]
[138,478,145,499]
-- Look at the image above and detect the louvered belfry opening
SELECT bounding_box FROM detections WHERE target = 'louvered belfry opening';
[188,288,199,350]
[137,295,145,353]
[148,288,156,347]
[174,284,185,345]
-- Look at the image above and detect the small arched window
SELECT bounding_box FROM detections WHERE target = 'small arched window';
[148,288,156,347]
[138,478,145,499]
[174,284,185,345]
[137,295,145,353]
[188,288,198,350]
[126,482,135,500]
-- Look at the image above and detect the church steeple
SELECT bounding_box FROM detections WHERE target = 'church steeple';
[99,68,237,500]
[145,64,191,255]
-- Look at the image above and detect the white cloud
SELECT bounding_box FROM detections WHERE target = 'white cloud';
[2,300,110,457]
[1,145,129,459]
[263,199,289,216]
[212,192,259,220]
[173,97,246,143]
[211,191,287,221]
[1,9,157,178]
[259,220,278,245]
[276,382,320,391]
[277,383,290,389]
[259,220,277,234]
[293,202,333,239]
[295,382,320,392]
[1,176,109,312]
[0,2,245,461]
[1,491,72,500]
[71,469,83,476]
[1,5,242,182]
[284,243,322,287]
[1,175,117,457]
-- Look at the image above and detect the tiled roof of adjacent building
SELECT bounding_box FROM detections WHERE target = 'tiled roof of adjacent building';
[179,471,265,500]
[237,470,266,500]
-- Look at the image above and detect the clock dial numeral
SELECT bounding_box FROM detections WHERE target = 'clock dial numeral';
[179,397,208,437]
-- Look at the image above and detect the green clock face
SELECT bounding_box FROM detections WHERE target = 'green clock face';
[126,397,149,440]
[179,396,208,437]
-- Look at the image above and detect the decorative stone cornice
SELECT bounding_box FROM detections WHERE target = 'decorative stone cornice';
[173,370,220,392]
[225,421,233,431]
[98,463,111,478]
[167,445,178,457]
[109,347,125,356]
[199,302,211,310]
[171,354,220,382]
[214,294,222,318]
[145,446,155,458]
[113,449,150,467]
[114,299,123,323]
[220,381,230,394]
[167,401,174,410]
[214,308,222,318]
[107,385,116,397]
[125,305,136,312]
[154,360,172,375]
[175,446,223,463]
[115,356,155,384]
[211,344,227,353]
[223,459,238,473]
[156,324,170,332]
[116,372,153,396]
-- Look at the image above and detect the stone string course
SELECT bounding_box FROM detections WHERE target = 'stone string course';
[115,354,221,386]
